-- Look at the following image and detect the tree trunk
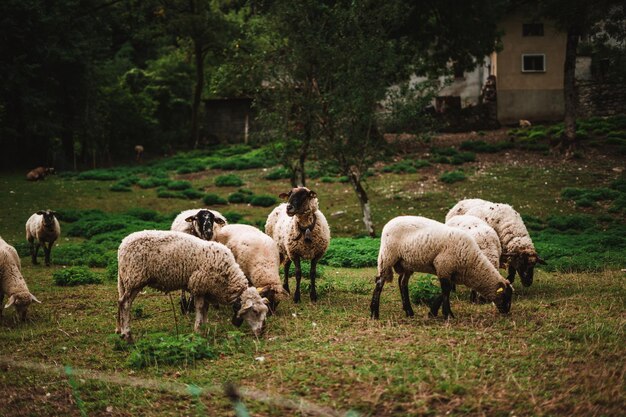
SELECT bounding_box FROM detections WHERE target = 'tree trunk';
[191,41,205,149]
[347,169,375,237]
[561,27,580,157]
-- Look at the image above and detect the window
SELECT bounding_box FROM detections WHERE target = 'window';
[522,54,545,72]
[523,23,544,36]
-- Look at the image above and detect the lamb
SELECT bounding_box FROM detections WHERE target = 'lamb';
[445,214,504,303]
[116,230,269,341]
[1,237,41,321]
[170,208,227,241]
[215,224,289,313]
[171,208,228,312]
[445,198,546,286]
[26,167,55,181]
[370,216,513,320]
[25,210,60,266]
[265,187,330,303]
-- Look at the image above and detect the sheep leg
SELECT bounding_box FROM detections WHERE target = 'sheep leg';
[309,257,319,302]
[293,256,302,303]
[370,278,385,319]
[429,295,443,317]
[193,296,209,333]
[34,243,41,265]
[29,239,38,265]
[507,264,516,283]
[44,240,54,266]
[283,259,291,294]
[0,290,3,318]
[440,277,455,320]
[400,273,414,317]
[118,287,141,342]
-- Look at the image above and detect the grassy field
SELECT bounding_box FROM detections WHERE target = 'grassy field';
[1,124,625,416]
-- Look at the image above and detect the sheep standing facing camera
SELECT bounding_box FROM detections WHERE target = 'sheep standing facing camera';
[116,230,269,341]
[25,210,60,266]
[445,198,546,286]
[1,237,41,321]
[370,216,513,320]
[265,187,330,303]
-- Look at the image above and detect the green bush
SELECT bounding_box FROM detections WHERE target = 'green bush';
[127,334,217,369]
[77,169,126,181]
[439,170,466,184]
[222,211,244,223]
[546,214,596,231]
[409,275,441,305]
[228,189,254,204]
[215,174,244,187]
[181,189,204,200]
[265,167,291,180]
[106,259,118,281]
[125,208,160,222]
[53,266,102,286]
[110,183,132,192]
[450,151,476,165]
[203,194,228,205]
[250,195,278,207]
[137,177,170,189]
[382,159,430,173]
[321,238,379,268]
[156,188,183,199]
[167,180,192,191]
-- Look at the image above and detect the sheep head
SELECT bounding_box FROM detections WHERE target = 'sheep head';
[231,287,269,337]
[4,292,41,321]
[279,187,317,217]
[185,209,225,241]
[506,250,546,287]
[257,284,289,314]
[36,210,57,229]
[493,281,513,314]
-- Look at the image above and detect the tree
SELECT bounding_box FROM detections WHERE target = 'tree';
[523,0,626,156]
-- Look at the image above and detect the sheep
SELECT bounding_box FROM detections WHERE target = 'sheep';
[1,237,41,321]
[134,145,144,162]
[265,187,330,303]
[25,210,60,266]
[215,224,289,313]
[445,198,546,287]
[445,214,504,303]
[115,230,269,341]
[171,208,228,313]
[370,216,513,320]
[170,208,227,241]
[26,167,55,181]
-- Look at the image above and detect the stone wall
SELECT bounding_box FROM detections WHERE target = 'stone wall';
[577,81,626,118]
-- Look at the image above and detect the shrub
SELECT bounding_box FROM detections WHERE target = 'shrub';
[137,177,170,189]
[77,169,125,181]
[439,170,466,184]
[250,195,278,207]
[450,151,476,165]
[546,214,596,231]
[203,194,228,205]
[53,266,102,286]
[215,174,244,187]
[110,183,132,192]
[181,189,204,200]
[228,190,254,204]
[409,274,441,304]
[125,208,160,222]
[382,159,430,173]
[167,180,192,191]
[127,334,217,369]
[265,167,291,180]
[321,238,379,268]
[105,259,118,281]
[222,211,244,223]
[156,188,183,199]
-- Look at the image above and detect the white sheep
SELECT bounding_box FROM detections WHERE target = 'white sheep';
[170,208,227,241]
[215,224,289,313]
[25,210,60,266]
[445,198,546,286]
[445,214,504,303]
[370,216,513,320]
[265,187,330,303]
[1,237,41,320]
[116,230,268,341]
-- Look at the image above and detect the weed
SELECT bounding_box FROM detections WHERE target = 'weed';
[409,274,440,304]
[439,170,466,184]
[126,333,217,369]
[203,194,228,205]
[321,238,379,268]
[167,180,192,191]
[249,195,278,207]
[53,266,102,286]
[265,167,291,180]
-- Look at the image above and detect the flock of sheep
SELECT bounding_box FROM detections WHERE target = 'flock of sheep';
[1,187,546,343]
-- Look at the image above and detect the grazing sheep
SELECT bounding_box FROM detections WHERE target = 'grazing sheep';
[265,187,330,303]
[215,224,289,313]
[26,167,55,181]
[116,230,269,341]
[134,145,144,162]
[519,119,532,128]
[25,210,60,266]
[445,198,546,286]
[370,216,513,320]
[1,237,41,321]
[171,208,228,313]
[445,214,505,303]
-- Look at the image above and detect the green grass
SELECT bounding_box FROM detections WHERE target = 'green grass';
[0,128,625,416]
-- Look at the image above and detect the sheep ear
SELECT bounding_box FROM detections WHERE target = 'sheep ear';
[214,217,226,225]
[30,293,42,304]
[36,210,45,215]
[308,190,317,199]
[4,295,15,309]
[261,297,270,305]
[237,300,254,317]
[536,255,547,265]
[50,211,57,216]
[185,216,196,223]
[279,192,290,199]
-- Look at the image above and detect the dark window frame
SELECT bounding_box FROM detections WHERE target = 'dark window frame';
[522,54,546,72]
[523,23,544,36]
